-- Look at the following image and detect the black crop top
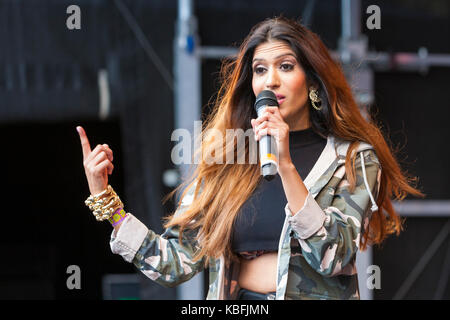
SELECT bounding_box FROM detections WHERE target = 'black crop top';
[231,127,327,255]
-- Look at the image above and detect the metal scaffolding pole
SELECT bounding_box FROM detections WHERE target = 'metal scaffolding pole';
[174,0,204,300]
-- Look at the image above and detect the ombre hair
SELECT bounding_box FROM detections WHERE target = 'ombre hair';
[163,16,423,266]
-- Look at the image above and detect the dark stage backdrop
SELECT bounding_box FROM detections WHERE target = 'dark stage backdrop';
[0,0,449,299]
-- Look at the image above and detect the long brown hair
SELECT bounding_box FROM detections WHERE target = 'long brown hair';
[163,16,423,266]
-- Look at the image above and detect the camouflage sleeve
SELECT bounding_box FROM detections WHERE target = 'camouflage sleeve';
[286,150,381,277]
[110,182,206,288]
[131,222,205,288]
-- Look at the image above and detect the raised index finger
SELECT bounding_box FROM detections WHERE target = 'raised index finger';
[76,126,91,160]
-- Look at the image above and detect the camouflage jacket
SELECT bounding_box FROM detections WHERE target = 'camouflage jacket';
[110,135,381,300]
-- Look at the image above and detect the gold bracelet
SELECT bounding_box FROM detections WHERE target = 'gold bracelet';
[85,185,124,221]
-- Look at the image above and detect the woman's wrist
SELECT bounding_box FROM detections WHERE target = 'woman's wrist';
[84,185,127,224]
[108,208,128,227]
[278,160,295,179]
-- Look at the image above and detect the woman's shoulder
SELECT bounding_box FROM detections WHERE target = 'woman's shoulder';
[331,135,379,164]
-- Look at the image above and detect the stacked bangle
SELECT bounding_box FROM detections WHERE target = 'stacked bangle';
[85,185,124,221]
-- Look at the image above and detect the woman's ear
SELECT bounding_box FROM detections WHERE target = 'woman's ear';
[310,72,330,104]
[306,79,319,92]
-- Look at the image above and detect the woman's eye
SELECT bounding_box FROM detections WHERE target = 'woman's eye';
[253,66,266,74]
[280,63,294,71]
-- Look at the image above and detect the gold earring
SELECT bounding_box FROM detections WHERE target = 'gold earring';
[309,87,322,111]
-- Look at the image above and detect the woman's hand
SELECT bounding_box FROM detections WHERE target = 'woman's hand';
[76,126,114,195]
[251,106,293,170]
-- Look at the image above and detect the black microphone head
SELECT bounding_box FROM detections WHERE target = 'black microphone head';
[254,90,278,112]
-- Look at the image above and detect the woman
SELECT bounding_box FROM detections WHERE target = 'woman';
[77,17,422,300]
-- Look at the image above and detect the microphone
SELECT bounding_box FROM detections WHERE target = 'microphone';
[254,90,279,181]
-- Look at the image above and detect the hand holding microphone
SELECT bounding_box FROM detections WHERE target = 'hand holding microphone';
[252,90,292,180]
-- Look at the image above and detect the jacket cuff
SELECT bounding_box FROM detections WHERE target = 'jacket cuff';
[110,213,149,263]
[285,192,326,239]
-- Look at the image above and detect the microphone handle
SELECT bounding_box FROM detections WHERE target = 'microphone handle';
[257,106,278,181]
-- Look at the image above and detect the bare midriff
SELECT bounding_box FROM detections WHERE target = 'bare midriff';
[238,252,278,294]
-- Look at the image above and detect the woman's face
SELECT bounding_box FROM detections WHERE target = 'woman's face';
[251,40,310,131]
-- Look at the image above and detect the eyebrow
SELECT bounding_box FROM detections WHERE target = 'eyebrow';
[252,53,297,64]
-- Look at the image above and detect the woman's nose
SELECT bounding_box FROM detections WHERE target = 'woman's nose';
[265,68,280,89]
